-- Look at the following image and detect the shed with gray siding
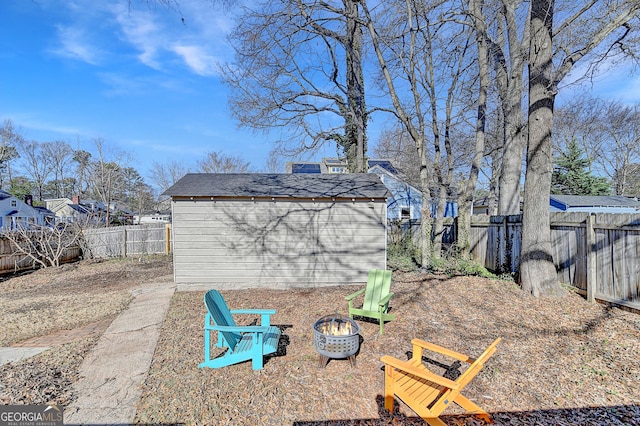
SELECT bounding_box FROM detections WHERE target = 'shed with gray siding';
[163,173,391,290]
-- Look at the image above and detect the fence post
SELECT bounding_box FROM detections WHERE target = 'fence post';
[586,214,596,303]
[122,227,127,258]
[500,216,508,272]
[165,224,171,255]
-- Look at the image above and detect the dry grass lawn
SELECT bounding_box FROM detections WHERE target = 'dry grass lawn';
[0,256,173,406]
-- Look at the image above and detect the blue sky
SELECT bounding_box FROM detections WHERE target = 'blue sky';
[1,0,639,187]
[0,0,307,180]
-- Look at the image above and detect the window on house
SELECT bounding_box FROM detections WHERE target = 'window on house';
[400,207,411,220]
[11,200,17,207]
[330,166,345,173]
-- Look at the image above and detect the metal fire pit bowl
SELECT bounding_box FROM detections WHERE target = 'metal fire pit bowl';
[313,313,361,368]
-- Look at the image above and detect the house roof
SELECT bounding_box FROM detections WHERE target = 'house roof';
[550,195,640,209]
[163,173,391,199]
[291,163,322,174]
[287,158,399,175]
[368,160,398,175]
[33,206,55,215]
[69,204,90,214]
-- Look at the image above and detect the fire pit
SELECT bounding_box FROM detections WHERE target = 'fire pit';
[312,313,361,368]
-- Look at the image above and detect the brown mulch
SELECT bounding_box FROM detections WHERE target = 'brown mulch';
[135,272,640,425]
[1,257,639,425]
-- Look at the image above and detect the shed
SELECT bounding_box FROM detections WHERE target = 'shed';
[163,173,391,290]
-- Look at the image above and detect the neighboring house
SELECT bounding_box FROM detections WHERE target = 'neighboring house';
[472,197,491,215]
[472,195,640,215]
[44,195,134,225]
[33,205,56,227]
[0,191,54,230]
[287,158,399,174]
[368,164,422,221]
[45,197,91,224]
[289,158,457,219]
[550,195,640,213]
[162,173,391,290]
[133,210,171,224]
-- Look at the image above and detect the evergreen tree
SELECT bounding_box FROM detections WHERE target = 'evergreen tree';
[552,140,611,195]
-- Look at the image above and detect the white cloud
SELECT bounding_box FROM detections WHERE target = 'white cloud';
[171,45,219,76]
[50,24,101,65]
[110,4,164,70]
[48,1,233,77]
[97,72,190,97]
[0,112,85,139]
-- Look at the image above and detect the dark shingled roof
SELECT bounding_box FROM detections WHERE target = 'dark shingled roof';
[162,173,391,199]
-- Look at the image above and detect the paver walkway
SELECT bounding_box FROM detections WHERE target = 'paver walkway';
[1,317,116,366]
[0,274,176,425]
[64,280,175,425]
[11,317,115,347]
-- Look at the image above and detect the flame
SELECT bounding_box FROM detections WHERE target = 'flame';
[318,319,355,336]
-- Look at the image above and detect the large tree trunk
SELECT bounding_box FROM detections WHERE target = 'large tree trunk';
[520,0,561,297]
[460,0,490,258]
[344,0,367,173]
[496,1,528,215]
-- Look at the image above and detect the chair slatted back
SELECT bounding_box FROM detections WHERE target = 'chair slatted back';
[362,269,392,312]
[204,290,241,351]
[456,338,501,389]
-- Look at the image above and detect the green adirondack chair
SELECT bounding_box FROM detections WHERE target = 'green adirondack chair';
[345,269,395,334]
[198,289,281,371]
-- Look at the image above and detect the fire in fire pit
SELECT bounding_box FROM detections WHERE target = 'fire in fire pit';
[313,313,361,368]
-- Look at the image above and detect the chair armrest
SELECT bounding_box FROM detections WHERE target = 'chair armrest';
[345,288,366,301]
[378,292,394,306]
[230,309,276,315]
[207,325,271,334]
[411,338,473,363]
[381,355,459,390]
[229,309,276,326]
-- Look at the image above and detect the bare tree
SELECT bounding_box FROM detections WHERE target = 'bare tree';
[1,222,83,268]
[492,0,530,216]
[87,139,129,227]
[19,140,54,202]
[72,149,92,197]
[0,119,22,190]
[196,151,251,173]
[520,0,640,296]
[43,140,75,198]
[221,0,370,172]
[554,96,640,196]
[373,126,425,188]
[149,160,190,194]
[598,101,640,195]
[362,0,476,262]
[458,0,493,257]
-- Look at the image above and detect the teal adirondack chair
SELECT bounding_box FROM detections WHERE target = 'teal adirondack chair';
[345,269,395,334]
[199,289,281,370]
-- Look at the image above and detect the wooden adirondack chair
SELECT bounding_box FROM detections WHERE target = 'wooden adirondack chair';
[381,337,501,426]
[345,269,395,334]
[198,289,281,371]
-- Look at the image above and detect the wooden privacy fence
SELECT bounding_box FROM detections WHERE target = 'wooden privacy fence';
[469,212,640,311]
[0,224,172,275]
[390,213,640,310]
[0,238,81,275]
[83,223,172,259]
